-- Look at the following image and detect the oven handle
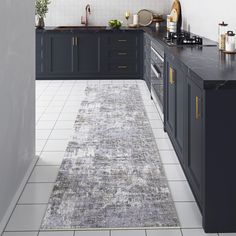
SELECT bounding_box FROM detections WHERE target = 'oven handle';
[151,64,161,78]
[151,46,164,63]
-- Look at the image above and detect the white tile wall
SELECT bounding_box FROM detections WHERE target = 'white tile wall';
[44,0,170,26]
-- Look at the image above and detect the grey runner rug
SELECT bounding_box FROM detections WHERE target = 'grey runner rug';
[41,84,179,230]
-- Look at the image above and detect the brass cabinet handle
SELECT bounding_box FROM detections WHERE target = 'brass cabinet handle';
[118,52,128,56]
[196,96,201,120]
[169,67,175,84]
[118,65,128,69]
[118,39,127,42]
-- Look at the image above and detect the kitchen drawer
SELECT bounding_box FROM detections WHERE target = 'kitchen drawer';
[103,34,138,49]
[104,62,138,75]
[106,49,138,60]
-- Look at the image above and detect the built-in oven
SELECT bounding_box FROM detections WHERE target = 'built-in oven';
[150,41,164,121]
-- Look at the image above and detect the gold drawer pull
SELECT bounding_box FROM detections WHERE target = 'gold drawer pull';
[118,39,127,42]
[118,65,128,69]
[196,96,201,120]
[118,52,128,56]
[169,67,175,84]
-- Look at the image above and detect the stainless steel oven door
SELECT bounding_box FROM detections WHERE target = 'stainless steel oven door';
[151,63,164,120]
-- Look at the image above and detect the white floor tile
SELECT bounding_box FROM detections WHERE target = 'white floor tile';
[36,121,56,130]
[54,121,75,130]
[5,205,47,231]
[111,230,146,236]
[155,139,174,150]
[36,130,52,140]
[2,232,38,236]
[150,120,163,129]
[45,106,63,113]
[37,152,64,166]
[40,113,60,121]
[36,140,48,152]
[145,105,157,113]
[152,129,169,139]
[39,231,74,236]
[147,112,161,120]
[175,202,202,228]
[58,113,78,121]
[49,130,72,140]
[159,150,179,164]
[168,181,195,202]
[18,183,54,204]
[163,164,186,181]
[29,166,59,183]
[43,140,68,152]
[75,231,110,236]
[147,229,182,236]
[62,106,80,113]
[182,228,218,236]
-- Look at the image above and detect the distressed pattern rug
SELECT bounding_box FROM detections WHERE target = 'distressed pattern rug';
[41,84,179,229]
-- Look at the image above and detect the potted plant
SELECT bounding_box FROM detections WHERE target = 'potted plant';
[35,0,51,29]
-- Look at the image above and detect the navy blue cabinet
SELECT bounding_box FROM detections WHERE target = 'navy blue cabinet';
[186,78,203,205]
[165,53,236,233]
[100,32,142,77]
[74,34,100,74]
[36,30,142,80]
[36,32,45,75]
[46,32,74,76]
[165,56,185,164]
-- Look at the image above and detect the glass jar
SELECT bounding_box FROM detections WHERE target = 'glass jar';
[218,21,228,50]
[225,31,236,52]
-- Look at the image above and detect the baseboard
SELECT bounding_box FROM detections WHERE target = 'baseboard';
[0,156,38,235]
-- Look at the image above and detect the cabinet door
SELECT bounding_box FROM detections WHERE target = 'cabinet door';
[46,33,74,75]
[35,32,44,77]
[74,34,100,74]
[175,68,184,156]
[187,79,202,202]
[166,63,176,134]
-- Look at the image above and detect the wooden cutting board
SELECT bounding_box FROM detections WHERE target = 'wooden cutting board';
[170,0,181,22]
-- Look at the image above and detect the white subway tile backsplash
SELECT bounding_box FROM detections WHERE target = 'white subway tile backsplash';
[45,0,169,26]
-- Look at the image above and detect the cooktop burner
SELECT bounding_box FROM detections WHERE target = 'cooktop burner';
[164,31,203,46]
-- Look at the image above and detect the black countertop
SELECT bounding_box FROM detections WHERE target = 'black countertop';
[37,26,236,89]
[143,27,236,89]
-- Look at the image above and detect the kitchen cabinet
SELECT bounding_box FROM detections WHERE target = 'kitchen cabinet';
[165,56,185,163]
[36,32,45,75]
[36,29,142,80]
[73,34,100,74]
[186,78,203,204]
[165,55,201,202]
[101,32,142,77]
[164,51,236,233]
[46,32,74,76]
[44,32,100,77]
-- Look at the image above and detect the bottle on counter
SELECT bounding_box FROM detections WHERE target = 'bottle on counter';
[167,15,172,30]
[225,31,236,53]
[133,14,139,26]
[218,21,228,50]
